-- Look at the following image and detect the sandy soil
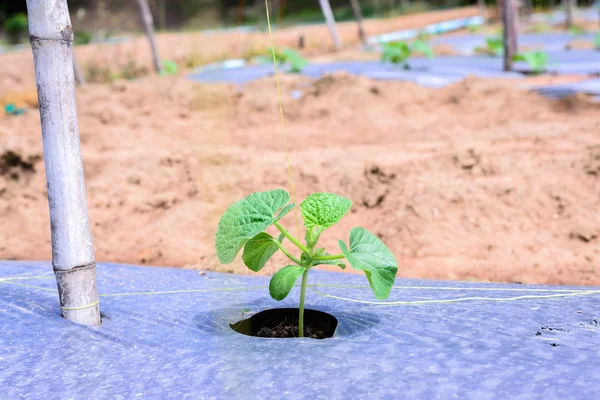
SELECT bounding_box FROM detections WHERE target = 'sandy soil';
[1,8,599,286]
[0,7,479,94]
[1,72,599,285]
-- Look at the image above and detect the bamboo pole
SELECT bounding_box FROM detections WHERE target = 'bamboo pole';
[26,0,101,326]
[349,0,367,44]
[477,0,488,23]
[136,0,162,74]
[563,0,574,29]
[502,0,518,71]
[318,0,342,49]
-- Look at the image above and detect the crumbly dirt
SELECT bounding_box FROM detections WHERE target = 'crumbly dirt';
[1,71,599,286]
[256,318,327,339]
[1,10,599,286]
[0,7,479,94]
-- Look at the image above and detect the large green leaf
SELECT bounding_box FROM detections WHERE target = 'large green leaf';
[215,189,291,264]
[300,192,352,231]
[269,265,306,301]
[339,227,398,300]
[242,232,283,272]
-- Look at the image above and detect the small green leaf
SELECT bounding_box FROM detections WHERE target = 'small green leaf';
[412,40,434,59]
[300,192,352,231]
[339,227,398,300]
[215,189,291,264]
[269,265,306,301]
[242,232,283,272]
[305,226,320,247]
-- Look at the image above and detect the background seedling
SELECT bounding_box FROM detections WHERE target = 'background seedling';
[475,37,503,57]
[3,13,28,45]
[262,47,308,73]
[467,23,481,34]
[161,60,179,76]
[381,39,434,69]
[594,32,600,50]
[215,190,398,338]
[568,25,586,36]
[512,51,549,74]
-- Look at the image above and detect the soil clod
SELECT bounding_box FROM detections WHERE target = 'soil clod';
[256,318,327,339]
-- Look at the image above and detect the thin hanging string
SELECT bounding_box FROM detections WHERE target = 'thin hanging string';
[264,0,301,239]
[308,286,600,306]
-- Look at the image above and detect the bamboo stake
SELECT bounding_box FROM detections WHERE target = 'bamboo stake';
[502,0,518,71]
[477,0,488,23]
[563,0,574,29]
[26,0,100,325]
[318,0,342,50]
[136,0,162,74]
[349,0,367,44]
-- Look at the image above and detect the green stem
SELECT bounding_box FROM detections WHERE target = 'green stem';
[274,222,311,255]
[312,254,345,261]
[298,267,309,338]
[272,240,301,265]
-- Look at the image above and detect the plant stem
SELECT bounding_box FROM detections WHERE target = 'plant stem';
[272,240,302,265]
[298,267,310,338]
[274,222,311,255]
[312,254,345,261]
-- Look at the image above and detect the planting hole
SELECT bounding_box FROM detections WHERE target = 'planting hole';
[230,308,338,339]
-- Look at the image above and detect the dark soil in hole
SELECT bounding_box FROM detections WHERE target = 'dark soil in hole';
[256,317,327,339]
[231,308,338,340]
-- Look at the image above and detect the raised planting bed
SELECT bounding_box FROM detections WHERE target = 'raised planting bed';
[432,33,598,54]
[1,260,600,398]
[188,50,600,96]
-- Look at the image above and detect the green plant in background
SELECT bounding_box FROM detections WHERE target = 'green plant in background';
[467,23,481,34]
[3,13,28,45]
[74,30,93,46]
[568,25,586,36]
[215,189,398,338]
[512,51,549,74]
[594,32,600,50]
[264,47,308,73]
[161,59,179,76]
[415,30,432,41]
[381,39,433,69]
[475,37,503,57]
[531,22,551,33]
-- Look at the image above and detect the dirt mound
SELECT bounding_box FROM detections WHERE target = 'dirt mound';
[1,72,599,286]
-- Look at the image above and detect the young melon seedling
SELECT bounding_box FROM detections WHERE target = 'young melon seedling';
[381,39,434,70]
[512,51,549,74]
[215,189,398,338]
[263,47,308,73]
[475,37,503,57]
[594,32,600,50]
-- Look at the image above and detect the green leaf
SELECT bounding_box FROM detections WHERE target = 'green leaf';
[242,232,283,272]
[300,192,352,231]
[215,189,291,264]
[412,40,434,59]
[276,202,295,220]
[339,227,398,300]
[269,265,306,301]
[161,59,179,76]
